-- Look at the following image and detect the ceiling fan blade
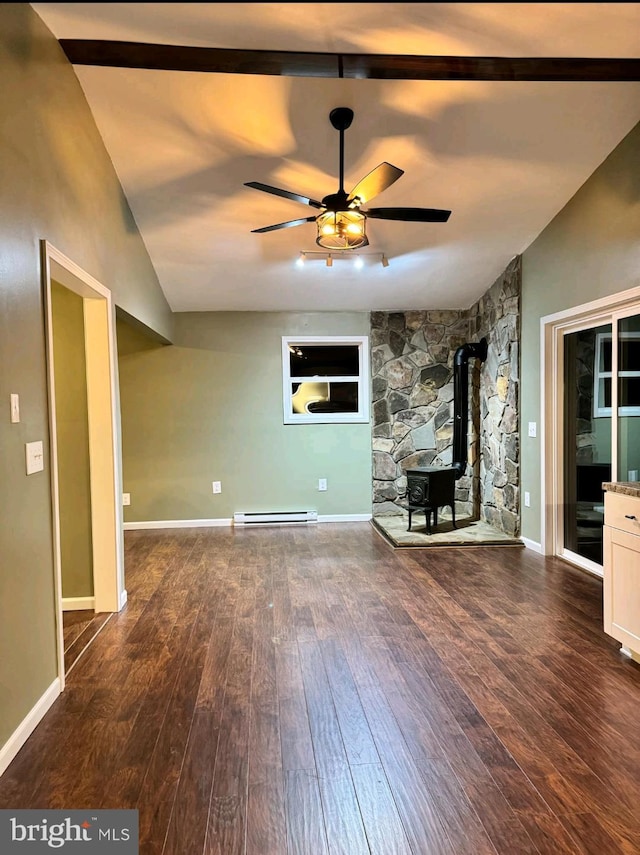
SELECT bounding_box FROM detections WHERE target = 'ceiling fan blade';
[251,216,317,234]
[365,207,451,222]
[245,182,324,209]
[347,163,404,206]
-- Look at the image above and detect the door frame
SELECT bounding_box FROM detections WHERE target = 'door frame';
[42,241,125,688]
[541,284,640,575]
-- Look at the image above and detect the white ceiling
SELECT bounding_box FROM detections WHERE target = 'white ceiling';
[33,3,640,312]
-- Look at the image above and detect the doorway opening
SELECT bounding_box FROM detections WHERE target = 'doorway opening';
[542,287,640,576]
[42,242,125,687]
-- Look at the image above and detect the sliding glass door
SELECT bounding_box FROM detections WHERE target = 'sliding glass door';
[559,308,640,573]
[617,314,640,485]
[563,324,612,566]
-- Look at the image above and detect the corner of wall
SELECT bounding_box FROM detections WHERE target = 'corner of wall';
[470,256,522,537]
[370,257,522,537]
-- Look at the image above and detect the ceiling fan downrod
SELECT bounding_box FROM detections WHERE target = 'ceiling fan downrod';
[329,107,353,202]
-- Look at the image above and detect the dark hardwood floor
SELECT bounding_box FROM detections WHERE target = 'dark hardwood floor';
[2,524,640,854]
[63,609,112,673]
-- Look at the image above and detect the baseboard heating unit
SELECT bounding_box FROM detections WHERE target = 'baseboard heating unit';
[233,510,318,526]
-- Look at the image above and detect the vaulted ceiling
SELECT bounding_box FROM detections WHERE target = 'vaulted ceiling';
[33,3,640,312]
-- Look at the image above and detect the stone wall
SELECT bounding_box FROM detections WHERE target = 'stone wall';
[470,256,521,536]
[371,256,521,536]
[371,310,471,516]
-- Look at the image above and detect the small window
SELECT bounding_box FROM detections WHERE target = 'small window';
[594,332,640,417]
[282,336,369,424]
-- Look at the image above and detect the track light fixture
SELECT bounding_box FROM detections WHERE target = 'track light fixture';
[296,251,389,269]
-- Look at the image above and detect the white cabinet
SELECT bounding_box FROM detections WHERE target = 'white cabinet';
[603,490,640,658]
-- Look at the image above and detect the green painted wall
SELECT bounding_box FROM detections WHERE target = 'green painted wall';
[521,119,640,543]
[118,312,372,521]
[0,5,172,750]
[51,282,93,599]
[116,313,166,358]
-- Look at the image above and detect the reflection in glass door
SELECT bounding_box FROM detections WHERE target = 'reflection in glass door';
[563,323,612,565]
[617,314,640,484]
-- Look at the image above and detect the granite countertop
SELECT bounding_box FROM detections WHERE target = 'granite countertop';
[602,481,640,498]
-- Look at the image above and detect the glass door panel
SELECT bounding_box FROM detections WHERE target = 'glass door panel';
[617,314,640,483]
[563,323,612,564]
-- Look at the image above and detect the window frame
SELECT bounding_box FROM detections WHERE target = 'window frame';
[281,335,370,424]
[594,331,640,417]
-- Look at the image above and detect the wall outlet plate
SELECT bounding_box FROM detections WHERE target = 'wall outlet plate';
[25,440,44,475]
[122,493,131,506]
[528,422,537,438]
[318,478,327,491]
[212,481,222,494]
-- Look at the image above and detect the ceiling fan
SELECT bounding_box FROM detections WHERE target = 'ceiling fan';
[244,107,451,250]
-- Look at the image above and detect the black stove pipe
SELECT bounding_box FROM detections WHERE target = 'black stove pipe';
[452,337,488,480]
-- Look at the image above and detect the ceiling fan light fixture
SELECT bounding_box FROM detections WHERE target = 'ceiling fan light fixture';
[316,210,368,250]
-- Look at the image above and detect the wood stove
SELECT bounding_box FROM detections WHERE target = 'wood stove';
[405,337,488,532]
[406,467,457,533]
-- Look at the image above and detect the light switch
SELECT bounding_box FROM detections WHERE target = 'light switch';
[25,441,44,475]
[10,394,20,423]
[528,422,537,438]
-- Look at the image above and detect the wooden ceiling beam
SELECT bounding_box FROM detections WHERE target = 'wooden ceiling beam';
[59,40,640,81]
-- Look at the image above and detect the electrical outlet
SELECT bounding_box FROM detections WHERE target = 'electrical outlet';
[528,422,537,438]
[524,491,531,508]
[25,441,44,475]
[122,493,131,506]
[212,481,222,494]
[318,478,327,491]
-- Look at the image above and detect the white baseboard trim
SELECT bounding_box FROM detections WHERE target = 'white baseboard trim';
[119,589,128,610]
[621,646,640,663]
[61,596,95,611]
[123,518,232,530]
[521,537,543,554]
[124,514,372,530]
[0,679,61,778]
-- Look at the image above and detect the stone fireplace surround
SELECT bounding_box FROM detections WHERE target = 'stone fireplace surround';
[371,256,521,536]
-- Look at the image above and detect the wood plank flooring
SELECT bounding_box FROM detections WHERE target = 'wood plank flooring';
[2,524,640,854]
[63,609,112,673]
